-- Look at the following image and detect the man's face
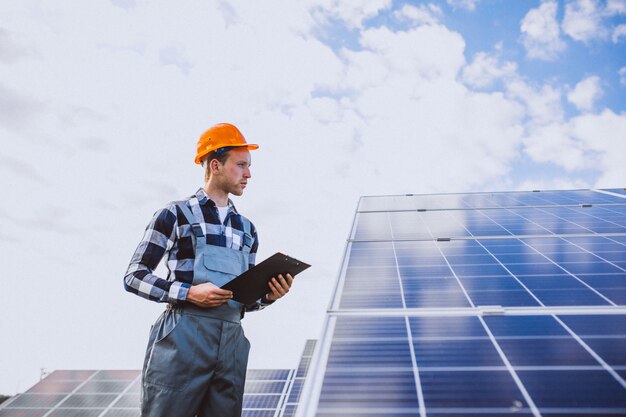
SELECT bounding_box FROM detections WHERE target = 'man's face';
[215,148,252,196]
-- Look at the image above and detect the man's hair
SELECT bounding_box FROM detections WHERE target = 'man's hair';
[202,150,230,182]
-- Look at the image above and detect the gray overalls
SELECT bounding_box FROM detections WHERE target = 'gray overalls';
[141,197,253,417]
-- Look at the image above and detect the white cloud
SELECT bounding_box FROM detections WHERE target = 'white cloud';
[571,109,626,186]
[523,109,626,185]
[447,0,480,11]
[619,66,626,85]
[520,1,566,60]
[506,79,564,126]
[353,24,466,82]
[462,52,517,88]
[110,0,136,9]
[562,0,608,42]
[612,24,626,42]
[523,123,590,171]
[0,27,33,64]
[158,45,192,74]
[0,83,44,130]
[394,4,442,26]
[567,75,603,112]
[515,177,590,192]
[606,0,626,15]
[307,96,344,123]
[313,0,391,28]
[561,0,626,43]
[0,154,45,182]
[333,24,525,193]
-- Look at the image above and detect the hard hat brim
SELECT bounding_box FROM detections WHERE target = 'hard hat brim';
[195,143,259,164]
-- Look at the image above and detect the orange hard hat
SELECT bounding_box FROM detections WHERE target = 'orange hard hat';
[195,123,259,164]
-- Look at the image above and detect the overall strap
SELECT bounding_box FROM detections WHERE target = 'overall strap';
[241,216,253,253]
[189,196,207,234]
[172,199,204,245]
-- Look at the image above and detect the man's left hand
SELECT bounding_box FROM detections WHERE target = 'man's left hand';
[265,273,293,302]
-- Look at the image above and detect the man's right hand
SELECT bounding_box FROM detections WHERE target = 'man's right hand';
[186,282,233,308]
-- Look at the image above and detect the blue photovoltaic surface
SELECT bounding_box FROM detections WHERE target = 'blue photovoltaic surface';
[339,236,626,309]
[605,188,626,196]
[358,189,626,212]
[353,205,626,241]
[0,367,296,417]
[0,341,318,417]
[315,314,626,416]
[281,340,316,417]
[307,189,626,417]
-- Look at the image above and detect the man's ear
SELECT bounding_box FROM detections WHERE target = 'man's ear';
[210,158,222,175]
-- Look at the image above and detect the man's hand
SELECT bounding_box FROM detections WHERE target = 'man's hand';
[187,282,233,308]
[265,273,293,302]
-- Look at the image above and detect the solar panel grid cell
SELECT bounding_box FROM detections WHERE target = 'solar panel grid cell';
[244,381,288,394]
[43,370,97,381]
[303,340,317,356]
[111,394,139,407]
[420,370,529,409]
[296,357,312,378]
[0,411,48,417]
[318,369,419,407]
[518,370,626,409]
[25,381,82,394]
[92,371,140,381]
[327,340,412,369]
[48,410,103,417]
[241,410,276,417]
[4,394,67,408]
[282,404,297,417]
[60,393,119,408]
[102,410,139,417]
[246,369,291,381]
[287,378,304,403]
[243,394,282,409]
[76,381,130,394]
[496,337,599,366]
[413,339,504,367]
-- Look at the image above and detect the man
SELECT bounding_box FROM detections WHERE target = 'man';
[124,122,293,417]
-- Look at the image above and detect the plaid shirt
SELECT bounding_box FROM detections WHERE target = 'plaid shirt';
[124,188,270,312]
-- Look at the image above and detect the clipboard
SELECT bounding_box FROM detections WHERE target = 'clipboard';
[222,252,310,305]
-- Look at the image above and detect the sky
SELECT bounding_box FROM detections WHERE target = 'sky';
[0,0,625,395]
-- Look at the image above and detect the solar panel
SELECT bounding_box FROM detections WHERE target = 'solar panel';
[0,341,317,417]
[281,340,317,417]
[358,189,626,212]
[300,189,626,417]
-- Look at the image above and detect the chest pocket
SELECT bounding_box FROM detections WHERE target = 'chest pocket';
[199,245,248,287]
